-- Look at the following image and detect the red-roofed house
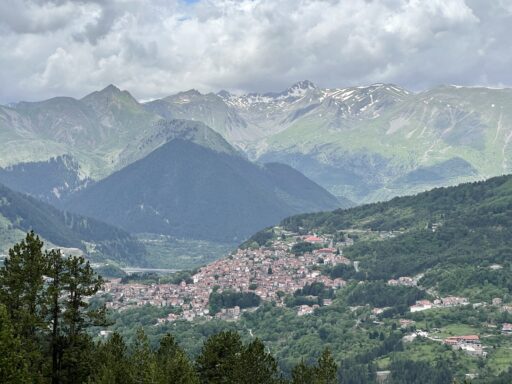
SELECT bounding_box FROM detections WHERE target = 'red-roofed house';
[502,323,512,335]
[305,236,323,243]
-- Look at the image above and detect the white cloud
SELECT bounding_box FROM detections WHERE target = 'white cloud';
[0,0,511,103]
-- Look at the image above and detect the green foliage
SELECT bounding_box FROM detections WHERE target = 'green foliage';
[209,290,261,314]
[291,241,320,256]
[138,234,232,270]
[0,232,105,383]
[129,328,158,383]
[291,348,338,384]
[295,282,334,299]
[388,359,452,384]
[66,139,339,243]
[121,270,195,285]
[232,338,281,384]
[291,360,316,384]
[242,229,274,248]
[345,282,426,309]
[91,332,130,384]
[281,175,512,296]
[156,333,200,384]
[286,282,334,307]
[0,183,147,264]
[94,263,127,278]
[195,331,243,383]
[325,263,365,281]
[0,304,30,383]
[316,349,338,384]
[0,232,47,339]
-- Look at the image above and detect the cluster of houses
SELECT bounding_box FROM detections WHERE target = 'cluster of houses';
[403,331,489,358]
[443,335,487,357]
[99,233,352,323]
[409,296,469,312]
[387,276,418,287]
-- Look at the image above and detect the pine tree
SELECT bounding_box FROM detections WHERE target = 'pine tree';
[233,338,281,384]
[46,249,66,384]
[130,328,158,383]
[0,231,47,378]
[156,333,199,384]
[63,255,104,340]
[61,255,105,382]
[92,332,133,384]
[315,348,338,384]
[0,304,30,383]
[196,331,243,384]
[291,360,316,384]
[0,232,47,335]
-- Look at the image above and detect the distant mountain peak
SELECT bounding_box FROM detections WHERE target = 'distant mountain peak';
[81,84,139,107]
[217,90,231,98]
[179,89,202,97]
[363,83,410,94]
[103,84,121,92]
[89,84,125,97]
[260,80,318,100]
[288,80,317,91]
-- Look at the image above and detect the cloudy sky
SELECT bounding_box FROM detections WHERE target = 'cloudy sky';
[1,0,511,103]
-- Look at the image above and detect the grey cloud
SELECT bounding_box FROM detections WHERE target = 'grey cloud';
[0,0,80,34]
[1,0,512,104]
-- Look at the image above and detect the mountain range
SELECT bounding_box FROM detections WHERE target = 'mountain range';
[144,81,512,202]
[0,86,343,252]
[2,81,512,258]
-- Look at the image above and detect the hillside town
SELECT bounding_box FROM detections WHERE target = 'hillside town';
[99,232,351,322]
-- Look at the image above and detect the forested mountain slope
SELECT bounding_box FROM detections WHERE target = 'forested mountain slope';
[0,182,146,264]
[66,138,341,242]
[280,174,512,295]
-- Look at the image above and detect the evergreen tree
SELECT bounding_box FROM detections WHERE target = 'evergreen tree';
[156,333,199,384]
[60,255,105,382]
[196,331,243,384]
[0,231,47,378]
[0,233,106,383]
[233,338,281,384]
[315,348,338,384]
[0,304,30,383]
[92,332,132,384]
[291,360,316,384]
[129,328,158,383]
[46,249,66,384]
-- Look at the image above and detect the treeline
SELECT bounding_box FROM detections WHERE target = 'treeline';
[86,329,339,384]
[281,175,512,234]
[388,359,452,384]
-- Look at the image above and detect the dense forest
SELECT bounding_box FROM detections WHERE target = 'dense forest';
[279,175,512,297]
[0,182,146,265]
